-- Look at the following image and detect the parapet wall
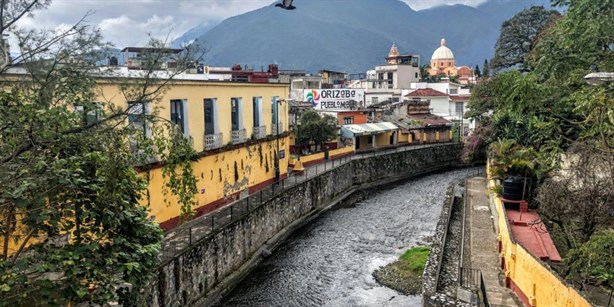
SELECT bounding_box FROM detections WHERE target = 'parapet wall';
[487,164,591,307]
[149,144,463,306]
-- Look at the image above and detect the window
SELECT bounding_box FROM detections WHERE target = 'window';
[343,116,354,125]
[170,99,185,133]
[368,137,373,144]
[231,98,241,131]
[371,97,378,105]
[128,101,148,135]
[204,98,216,135]
[75,103,103,125]
[253,97,261,127]
[415,72,419,78]
[392,97,400,103]
[378,72,384,80]
[455,102,464,115]
[449,88,458,94]
[387,72,393,87]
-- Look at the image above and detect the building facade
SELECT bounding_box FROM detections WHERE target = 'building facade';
[93,67,291,230]
[428,38,475,84]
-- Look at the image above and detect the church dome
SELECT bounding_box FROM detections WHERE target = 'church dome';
[431,38,454,60]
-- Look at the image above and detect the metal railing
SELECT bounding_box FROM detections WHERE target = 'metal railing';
[204,132,223,150]
[160,141,459,262]
[231,129,247,144]
[459,267,490,307]
[161,152,355,261]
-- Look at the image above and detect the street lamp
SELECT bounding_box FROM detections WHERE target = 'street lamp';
[584,72,614,86]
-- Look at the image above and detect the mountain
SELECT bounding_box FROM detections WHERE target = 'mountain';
[174,0,553,73]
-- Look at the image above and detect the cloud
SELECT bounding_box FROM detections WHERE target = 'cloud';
[98,15,177,47]
[404,0,488,10]
[10,0,490,47]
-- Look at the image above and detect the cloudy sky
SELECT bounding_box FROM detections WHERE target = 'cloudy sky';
[15,0,488,48]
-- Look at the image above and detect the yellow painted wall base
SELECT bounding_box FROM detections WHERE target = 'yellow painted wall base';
[487,162,591,307]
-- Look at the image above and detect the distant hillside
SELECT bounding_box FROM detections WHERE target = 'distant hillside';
[174,0,552,73]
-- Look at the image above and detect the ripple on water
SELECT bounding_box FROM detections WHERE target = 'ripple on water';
[218,168,479,307]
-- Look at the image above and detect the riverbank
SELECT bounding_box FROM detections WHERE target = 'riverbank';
[373,246,430,295]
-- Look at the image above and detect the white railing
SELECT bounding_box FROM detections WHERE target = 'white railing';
[231,129,247,144]
[204,132,223,150]
[253,125,267,140]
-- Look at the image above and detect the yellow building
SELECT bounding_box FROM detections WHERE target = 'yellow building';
[95,71,291,230]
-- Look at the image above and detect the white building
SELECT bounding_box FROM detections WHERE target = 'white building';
[406,82,474,135]
[349,44,421,106]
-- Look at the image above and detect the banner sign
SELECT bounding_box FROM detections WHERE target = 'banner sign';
[304,89,364,111]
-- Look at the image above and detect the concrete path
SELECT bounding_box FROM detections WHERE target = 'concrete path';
[466,177,522,307]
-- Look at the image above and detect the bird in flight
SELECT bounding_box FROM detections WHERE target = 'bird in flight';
[275,0,296,10]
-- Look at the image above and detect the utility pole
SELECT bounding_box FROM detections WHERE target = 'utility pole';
[275,98,280,182]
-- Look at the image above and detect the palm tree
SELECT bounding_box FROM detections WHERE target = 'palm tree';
[419,64,431,82]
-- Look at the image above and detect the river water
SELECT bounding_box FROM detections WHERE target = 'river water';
[218,168,476,307]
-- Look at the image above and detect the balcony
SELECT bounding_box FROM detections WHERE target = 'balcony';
[253,125,267,140]
[231,129,247,144]
[204,132,223,151]
[272,122,284,136]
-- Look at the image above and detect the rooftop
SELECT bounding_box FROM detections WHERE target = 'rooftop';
[406,88,449,97]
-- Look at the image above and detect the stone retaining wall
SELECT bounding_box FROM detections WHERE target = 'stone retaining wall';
[148,144,463,306]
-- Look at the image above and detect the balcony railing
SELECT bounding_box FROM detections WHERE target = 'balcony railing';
[253,125,267,140]
[204,132,223,151]
[272,122,283,136]
[231,129,247,144]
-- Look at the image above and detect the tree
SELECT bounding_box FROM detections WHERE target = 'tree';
[419,64,431,82]
[490,6,560,73]
[537,143,614,250]
[566,230,614,292]
[0,1,202,305]
[297,110,337,152]
[482,59,490,78]
[474,65,481,77]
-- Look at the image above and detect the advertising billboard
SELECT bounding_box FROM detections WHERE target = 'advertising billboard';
[304,89,364,111]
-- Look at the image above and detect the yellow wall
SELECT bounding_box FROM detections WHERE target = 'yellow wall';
[487,163,591,307]
[399,132,412,143]
[96,79,289,152]
[298,146,354,165]
[96,78,291,227]
[375,131,395,147]
[145,136,290,226]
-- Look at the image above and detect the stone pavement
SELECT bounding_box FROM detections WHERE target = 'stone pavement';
[466,177,522,307]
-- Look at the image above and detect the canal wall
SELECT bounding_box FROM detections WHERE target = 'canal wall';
[148,144,463,306]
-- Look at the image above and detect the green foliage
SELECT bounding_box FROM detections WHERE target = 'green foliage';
[0,2,203,305]
[297,110,337,150]
[399,246,431,273]
[490,6,560,73]
[537,143,614,248]
[482,59,490,78]
[462,125,491,163]
[566,230,614,291]
[474,65,481,77]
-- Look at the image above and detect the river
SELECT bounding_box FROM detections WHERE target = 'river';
[217,168,477,307]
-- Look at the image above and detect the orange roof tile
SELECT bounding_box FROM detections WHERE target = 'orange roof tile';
[406,88,448,97]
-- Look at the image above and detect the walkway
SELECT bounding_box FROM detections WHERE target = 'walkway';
[161,143,452,260]
[466,177,521,307]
